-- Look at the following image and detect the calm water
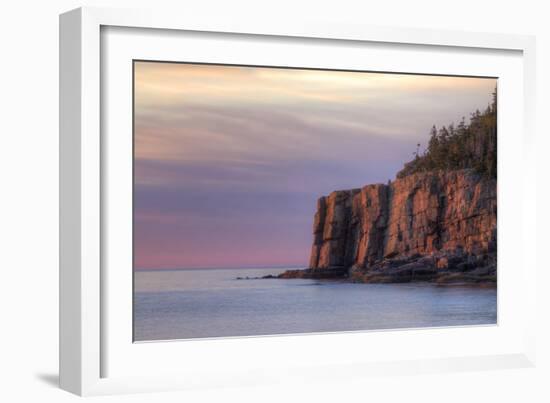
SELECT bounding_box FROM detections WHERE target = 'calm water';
[134,267,497,341]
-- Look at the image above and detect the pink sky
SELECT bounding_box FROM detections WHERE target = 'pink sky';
[133,62,496,269]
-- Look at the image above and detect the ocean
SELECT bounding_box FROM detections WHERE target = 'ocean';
[134,267,497,342]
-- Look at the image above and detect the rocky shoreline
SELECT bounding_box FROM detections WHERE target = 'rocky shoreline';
[273,250,496,285]
[271,169,497,285]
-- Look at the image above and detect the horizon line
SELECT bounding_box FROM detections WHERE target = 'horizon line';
[134,264,306,272]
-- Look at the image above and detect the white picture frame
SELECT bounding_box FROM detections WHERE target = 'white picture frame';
[59,6,537,396]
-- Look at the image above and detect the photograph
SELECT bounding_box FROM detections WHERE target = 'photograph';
[1,0,544,400]
[2,0,542,400]
[132,61,497,342]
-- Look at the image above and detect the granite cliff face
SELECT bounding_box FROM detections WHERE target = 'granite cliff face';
[280,169,496,283]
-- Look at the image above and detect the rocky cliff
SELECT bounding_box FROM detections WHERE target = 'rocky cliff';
[280,169,496,283]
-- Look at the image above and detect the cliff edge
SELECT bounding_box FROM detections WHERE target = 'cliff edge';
[279,169,496,284]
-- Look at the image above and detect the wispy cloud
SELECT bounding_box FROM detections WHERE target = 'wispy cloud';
[133,61,496,269]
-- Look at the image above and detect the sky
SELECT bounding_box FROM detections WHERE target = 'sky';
[133,61,496,269]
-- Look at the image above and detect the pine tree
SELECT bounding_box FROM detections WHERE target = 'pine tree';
[396,87,497,179]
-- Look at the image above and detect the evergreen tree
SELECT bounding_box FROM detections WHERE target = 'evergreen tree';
[396,87,497,179]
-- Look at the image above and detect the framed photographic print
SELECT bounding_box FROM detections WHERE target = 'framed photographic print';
[60,7,537,396]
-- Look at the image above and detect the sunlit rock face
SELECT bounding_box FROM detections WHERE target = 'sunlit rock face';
[302,169,496,283]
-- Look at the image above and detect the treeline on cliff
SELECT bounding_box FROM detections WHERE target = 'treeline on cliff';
[397,89,497,179]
